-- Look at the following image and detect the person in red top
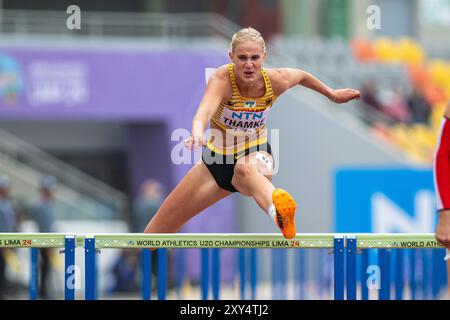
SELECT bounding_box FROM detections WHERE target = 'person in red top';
[433,100,450,295]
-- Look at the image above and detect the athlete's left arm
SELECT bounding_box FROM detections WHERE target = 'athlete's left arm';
[274,68,360,104]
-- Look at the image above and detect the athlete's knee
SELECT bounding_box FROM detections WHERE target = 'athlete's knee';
[230,168,252,195]
[253,152,274,176]
[233,162,253,179]
[230,177,252,196]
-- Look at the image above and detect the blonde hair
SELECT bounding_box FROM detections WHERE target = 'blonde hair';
[230,27,266,53]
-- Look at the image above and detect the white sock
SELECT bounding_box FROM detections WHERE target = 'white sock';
[267,204,276,222]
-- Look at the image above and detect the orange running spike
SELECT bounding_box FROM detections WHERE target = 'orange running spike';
[272,188,297,239]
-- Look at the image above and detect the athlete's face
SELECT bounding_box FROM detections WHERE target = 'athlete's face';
[229,40,266,84]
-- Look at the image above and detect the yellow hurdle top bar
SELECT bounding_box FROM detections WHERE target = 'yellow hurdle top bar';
[0,233,443,249]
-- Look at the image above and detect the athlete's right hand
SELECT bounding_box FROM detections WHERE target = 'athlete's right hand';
[184,135,207,150]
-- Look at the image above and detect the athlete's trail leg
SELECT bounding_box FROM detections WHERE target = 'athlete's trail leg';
[144,161,231,234]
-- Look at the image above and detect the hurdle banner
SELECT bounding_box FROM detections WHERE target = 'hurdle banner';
[0,233,445,301]
[356,234,443,249]
[93,233,336,249]
[0,233,66,248]
[0,233,443,249]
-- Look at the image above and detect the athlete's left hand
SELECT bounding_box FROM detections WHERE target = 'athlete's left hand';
[331,88,361,104]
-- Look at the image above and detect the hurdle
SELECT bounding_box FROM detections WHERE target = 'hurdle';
[0,233,447,300]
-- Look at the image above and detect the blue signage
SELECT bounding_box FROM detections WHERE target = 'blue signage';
[335,168,438,233]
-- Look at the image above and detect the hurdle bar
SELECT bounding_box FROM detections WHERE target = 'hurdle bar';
[92,233,337,300]
[0,233,445,300]
[0,233,76,300]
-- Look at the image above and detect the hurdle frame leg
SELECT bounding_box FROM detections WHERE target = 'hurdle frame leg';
[176,249,185,299]
[29,248,39,300]
[395,249,404,300]
[85,236,97,300]
[200,248,209,300]
[333,236,345,300]
[271,249,279,300]
[379,249,391,300]
[64,236,76,300]
[296,249,306,300]
[360,249,369,300]
[250,248,257,300]
[212,248,220,300]
[141,249,152,300]
[157,248,167,300]
[409,249,417,300]
[239,248,245,300]
[346,236,357,300]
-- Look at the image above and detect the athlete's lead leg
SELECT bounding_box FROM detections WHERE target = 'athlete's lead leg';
[231,152,297,239]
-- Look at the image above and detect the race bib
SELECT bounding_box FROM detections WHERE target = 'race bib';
[220,106,271,133]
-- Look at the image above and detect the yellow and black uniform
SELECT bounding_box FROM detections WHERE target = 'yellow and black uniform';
[202,64,277,192]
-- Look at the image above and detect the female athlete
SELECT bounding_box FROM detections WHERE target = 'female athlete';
[144,27,360,239]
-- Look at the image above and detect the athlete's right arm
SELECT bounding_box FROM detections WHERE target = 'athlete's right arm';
[185,68,230,150]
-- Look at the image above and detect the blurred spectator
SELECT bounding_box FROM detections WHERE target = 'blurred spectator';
[132,179,164,233]
[379,87,411,123]
[407,88,432,124]
[0,176,16,299]
[361,80,383,113]
[0,176,15,231]
[110,250,139,293]
[109,179,166,294]
[30,175,57,299]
